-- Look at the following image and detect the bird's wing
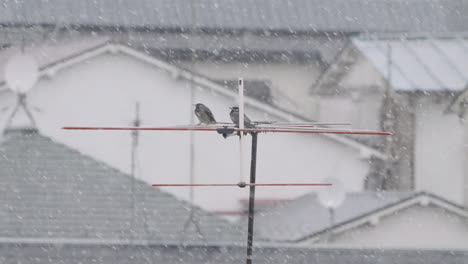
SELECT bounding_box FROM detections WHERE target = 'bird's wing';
[205,108,217,122]
[244,114,253,124]
[229,112,239,124]
[195,110,202,119]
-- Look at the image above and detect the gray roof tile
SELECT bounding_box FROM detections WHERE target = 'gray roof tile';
[0,128,243,243]
[0,0,467,32]
[1,243,467,264]
[250,191,417,242]
[353,36,468,92]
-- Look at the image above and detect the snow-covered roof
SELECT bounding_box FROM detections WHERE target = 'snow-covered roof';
[353,35,468,92]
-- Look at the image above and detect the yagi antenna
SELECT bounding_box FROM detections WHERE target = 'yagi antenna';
[62,76,391,264]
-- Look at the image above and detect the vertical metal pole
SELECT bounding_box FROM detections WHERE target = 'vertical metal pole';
[18,93,37,128]
[4,93,38,130]
[239,78,245,183]
[181,1,203,239]
[189,0,197,204]
[130,102,140,239]
[189,76,196,204]
[246,132,258,264]
[329,207,335,227]
[327,207,335,242]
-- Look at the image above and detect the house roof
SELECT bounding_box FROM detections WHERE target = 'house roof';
[0,0,467,33]
[138,32,347,64]
[310,41,361,95]
[0,38,387,159]
[250,191,468,243]
[352,35,468,92]
[1,243,468,264]
[0,128,243,244]
[446,84,468,117]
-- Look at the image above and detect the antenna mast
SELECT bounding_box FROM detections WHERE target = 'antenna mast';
[130,102,140,237]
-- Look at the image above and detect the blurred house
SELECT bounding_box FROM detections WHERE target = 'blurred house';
[1,2,468,198]
[312,34,468,206]
[0,39,383,213]
[447,84,468,207]
[1,121,465,263]
[1,0,468,119]
[251,191,468,249]
[0,127,242,245]
[0,1,467,261]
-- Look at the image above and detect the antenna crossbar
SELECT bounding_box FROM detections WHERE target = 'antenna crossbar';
[152,183,332,188]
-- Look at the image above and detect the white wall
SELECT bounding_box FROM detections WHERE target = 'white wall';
[337,54,385,130]
[314,50,468,205]
[414,96,465,204]
[313,52,385,131]
[178,61,321,119]
[318,204,468,249]
[0,51,372,213]
[315,94,382,131]
[338,53,385,90]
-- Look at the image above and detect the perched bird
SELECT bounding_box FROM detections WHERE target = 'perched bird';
[194,103,217,125]
[229,106,255,128]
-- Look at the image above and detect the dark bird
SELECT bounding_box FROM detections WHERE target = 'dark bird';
[194,103,217,125]
[229,106,255,128]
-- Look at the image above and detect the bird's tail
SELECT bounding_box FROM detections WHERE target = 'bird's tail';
[221,132,239,139]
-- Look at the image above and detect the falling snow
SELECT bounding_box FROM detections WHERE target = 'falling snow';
[0,0,467,263]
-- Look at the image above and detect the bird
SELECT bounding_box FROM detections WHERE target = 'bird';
[194,103,217,125]
[229,106,255,128]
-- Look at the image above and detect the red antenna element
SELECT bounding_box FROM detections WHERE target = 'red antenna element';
[152,183,333,188]
[62,126,392,135]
